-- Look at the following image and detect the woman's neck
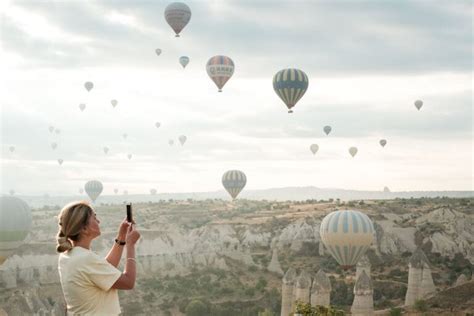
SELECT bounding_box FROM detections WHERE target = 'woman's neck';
[73,238,92,250]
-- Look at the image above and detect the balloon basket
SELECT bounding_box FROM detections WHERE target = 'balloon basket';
[175,34,180,37]
[218,89,222,92]
[288,110,293,113]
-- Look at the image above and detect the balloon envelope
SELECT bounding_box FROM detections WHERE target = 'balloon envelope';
[179,135,187,145]
[179,56,189,68]
[49,126,55,133]
[379,139,387,147]
[79,104,86,111]
[155,48,162,56]
[9,146,14,153]
[114,188,118,194]
[273,68,308,113]
[84,81,93,92]
[169,140,174,146]
[127,154,132,160]
[103,147,109,154]
[0,196,32,265]
[319,209,374,268]
[155,122,161,128]
[51,143,57,150]
[58,159,64,165]
[206,55,234,92]
[111,100,118,107]
[164,2,191,37]
[324,126,332,135]
[414,100,423,110]
[150,189,157,195]
[349,147,358,157]
[85,180,103,202]
[310,144,319,155]
[222,170,247,200]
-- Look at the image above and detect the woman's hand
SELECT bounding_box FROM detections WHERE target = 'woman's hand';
[126,224,141,246]
[117,218,130,241]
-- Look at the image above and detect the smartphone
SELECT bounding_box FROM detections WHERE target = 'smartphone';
[126,203,133,223]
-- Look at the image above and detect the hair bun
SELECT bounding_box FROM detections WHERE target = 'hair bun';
[56,236,73,253]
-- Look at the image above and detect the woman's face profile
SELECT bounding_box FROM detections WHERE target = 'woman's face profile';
[84,211,101,239]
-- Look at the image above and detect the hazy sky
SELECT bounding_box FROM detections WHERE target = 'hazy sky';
[1,0,472,195]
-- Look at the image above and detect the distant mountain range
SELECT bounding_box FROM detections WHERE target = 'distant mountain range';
[9,186,473,209]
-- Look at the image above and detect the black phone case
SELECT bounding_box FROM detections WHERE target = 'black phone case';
[126,203,133,222]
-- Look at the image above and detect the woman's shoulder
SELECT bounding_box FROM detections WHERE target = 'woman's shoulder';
[59,247,99,264]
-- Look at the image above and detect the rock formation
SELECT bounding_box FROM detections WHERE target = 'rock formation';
[405,248,436,306]
[294,270,312,305]
[455,274,468,287]
[267,248,284,276]
[356,254,371,280]
[351,270,374,316]
[281,268,297,316]
[310,269,331,307]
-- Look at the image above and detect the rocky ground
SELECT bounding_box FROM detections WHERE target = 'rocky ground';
[0,197,473,315]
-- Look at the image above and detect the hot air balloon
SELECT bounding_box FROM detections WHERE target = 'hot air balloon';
[84,81,93,92]
[310,144,319,155]
[58,159,64,165]
[155,122,161,128]
[179,56,189,68]
[9,190,14,196]
[55,129,61,135]
[349,147,358,157]
[85,180,103,202]
[103,147,109,154]
[51,142,58,150]
[206,55,234,92]
[164,2,191,37]
[273,68,308,113]
[111,100,118,108]
[179,135,187,145]
[0,196,32,265]
[49,126,55,133]
[114,188,118,194]
[379,139,387,147]
[169,140,174,146]
[222,170,246,200]
[155,48,162,56]
[9,146,15,153]
[383,186,390,193]
[414,100,423,110]
[123,133,128,139]
[150,188,157,195]
[79,103,86,112]
[324,126,332,136]
[319,209,374,269]
[127,154,132,160]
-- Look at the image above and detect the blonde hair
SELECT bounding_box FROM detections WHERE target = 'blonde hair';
[56,201,93,253]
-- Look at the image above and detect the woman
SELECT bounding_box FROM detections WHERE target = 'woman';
[56,201,140,315]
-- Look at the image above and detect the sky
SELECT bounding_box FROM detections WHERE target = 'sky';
[1,0,472,196]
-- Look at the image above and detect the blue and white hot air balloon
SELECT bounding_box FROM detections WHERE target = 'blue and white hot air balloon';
[0,196,32,265]
[273,68,308,113]
[319,210,374,269]
[222,170,246,200]
[85,180,103,203]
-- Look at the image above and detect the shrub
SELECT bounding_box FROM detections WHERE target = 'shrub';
[389,307,402,316]
[414,299,428,312]
[185,299,210,316]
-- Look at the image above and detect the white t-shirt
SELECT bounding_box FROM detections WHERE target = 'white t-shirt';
[58,246,122,315]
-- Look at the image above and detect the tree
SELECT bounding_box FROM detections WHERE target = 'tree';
[185,300,209,316]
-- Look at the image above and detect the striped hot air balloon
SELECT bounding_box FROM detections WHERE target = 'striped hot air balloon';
[273,68,308,113]
[0,196,32,265]
[222,170,246,200]
[85,180,103,202]
[164,2,191,37]
[319,210,374,269]
[206,55,234,92]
